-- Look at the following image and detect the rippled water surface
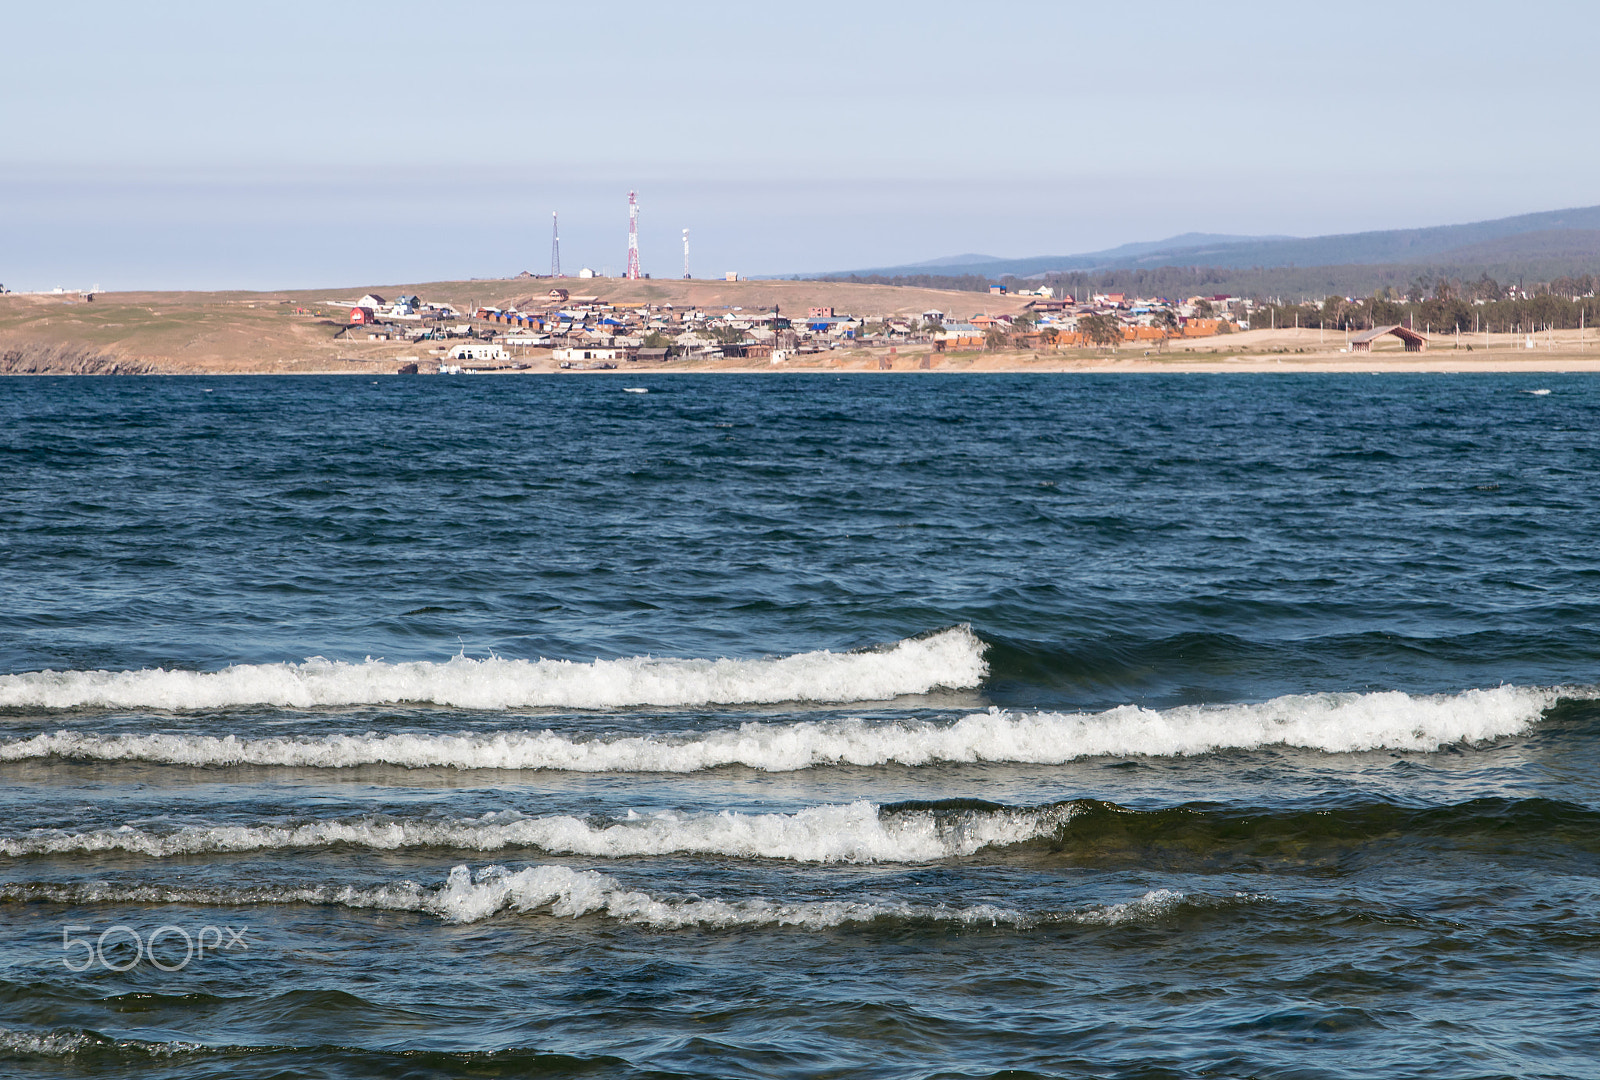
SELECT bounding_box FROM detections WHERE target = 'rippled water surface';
[1,373,1598,1078]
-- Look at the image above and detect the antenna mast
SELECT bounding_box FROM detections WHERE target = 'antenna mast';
[625,191,642,280]
[550,212,561,278]
[682,229,690,279]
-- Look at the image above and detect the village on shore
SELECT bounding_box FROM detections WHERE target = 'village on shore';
[7,272,1599,376]
[327,284,1255,373]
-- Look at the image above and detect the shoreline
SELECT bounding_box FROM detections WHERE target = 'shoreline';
[7,279,1600,376]
[7,355,1600,375]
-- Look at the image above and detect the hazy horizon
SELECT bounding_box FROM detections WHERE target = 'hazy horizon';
[5,0,1596,291]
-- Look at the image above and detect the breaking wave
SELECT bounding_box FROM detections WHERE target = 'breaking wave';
[0,627,987,710]
[0,1030,97,1056]
[11,796,1592,866]
[0,801,1072,863]
[0,864,1201,928]
[0,1029,200,1059]
[0,685,1556,771]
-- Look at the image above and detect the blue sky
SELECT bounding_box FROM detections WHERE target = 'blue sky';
[3,0,1595,290]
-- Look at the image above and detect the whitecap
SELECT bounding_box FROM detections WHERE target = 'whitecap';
[0,866,1204,929]
[0,627,987,711]
[0,684,1557,772]
[0,801,1073,863]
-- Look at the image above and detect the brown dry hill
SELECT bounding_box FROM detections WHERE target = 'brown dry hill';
[0,278,1025,374]
[10,278,1597,375]
[489,278,1023,319]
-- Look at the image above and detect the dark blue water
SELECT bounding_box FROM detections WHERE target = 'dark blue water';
[1,373,1597,1078]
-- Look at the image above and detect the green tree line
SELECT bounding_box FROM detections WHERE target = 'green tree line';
[1253,292,1600,334]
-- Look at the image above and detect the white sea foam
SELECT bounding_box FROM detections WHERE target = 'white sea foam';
[1073,888,1187,924]
[0,1030,94,1056]
[0,627,987,711]
[0,1029,200,1059]
[0,802,1069,863]
[0,865,1193,929]
[0,684,1556,771]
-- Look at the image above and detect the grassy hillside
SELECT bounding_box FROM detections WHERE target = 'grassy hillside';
[0,278,1026,374]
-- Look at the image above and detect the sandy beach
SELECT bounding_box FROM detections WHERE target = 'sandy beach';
[626,325,1600,375]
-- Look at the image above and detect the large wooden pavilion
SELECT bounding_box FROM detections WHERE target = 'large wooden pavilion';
[1350,324,1428,353]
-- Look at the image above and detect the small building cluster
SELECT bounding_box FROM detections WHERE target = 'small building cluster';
[933,292,1253,351]
[335,293,454,325]
[326,286,1257,371]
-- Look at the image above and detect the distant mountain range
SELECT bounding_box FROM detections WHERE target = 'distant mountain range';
[816,206,1600,288]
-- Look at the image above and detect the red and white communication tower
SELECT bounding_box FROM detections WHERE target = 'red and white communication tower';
[625,191,642,279]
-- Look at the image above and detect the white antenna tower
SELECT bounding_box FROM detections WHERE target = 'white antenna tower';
[682,229,690,279]
[550,212,561,278]
[625,191,641,279]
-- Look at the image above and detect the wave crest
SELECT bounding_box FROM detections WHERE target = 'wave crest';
[0,866,1197,929]
[0,627,987,711]
[0,685,1555,771]
[0,801,1071,863]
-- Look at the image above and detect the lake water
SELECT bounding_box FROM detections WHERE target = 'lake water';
[1,373,1597,1078]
